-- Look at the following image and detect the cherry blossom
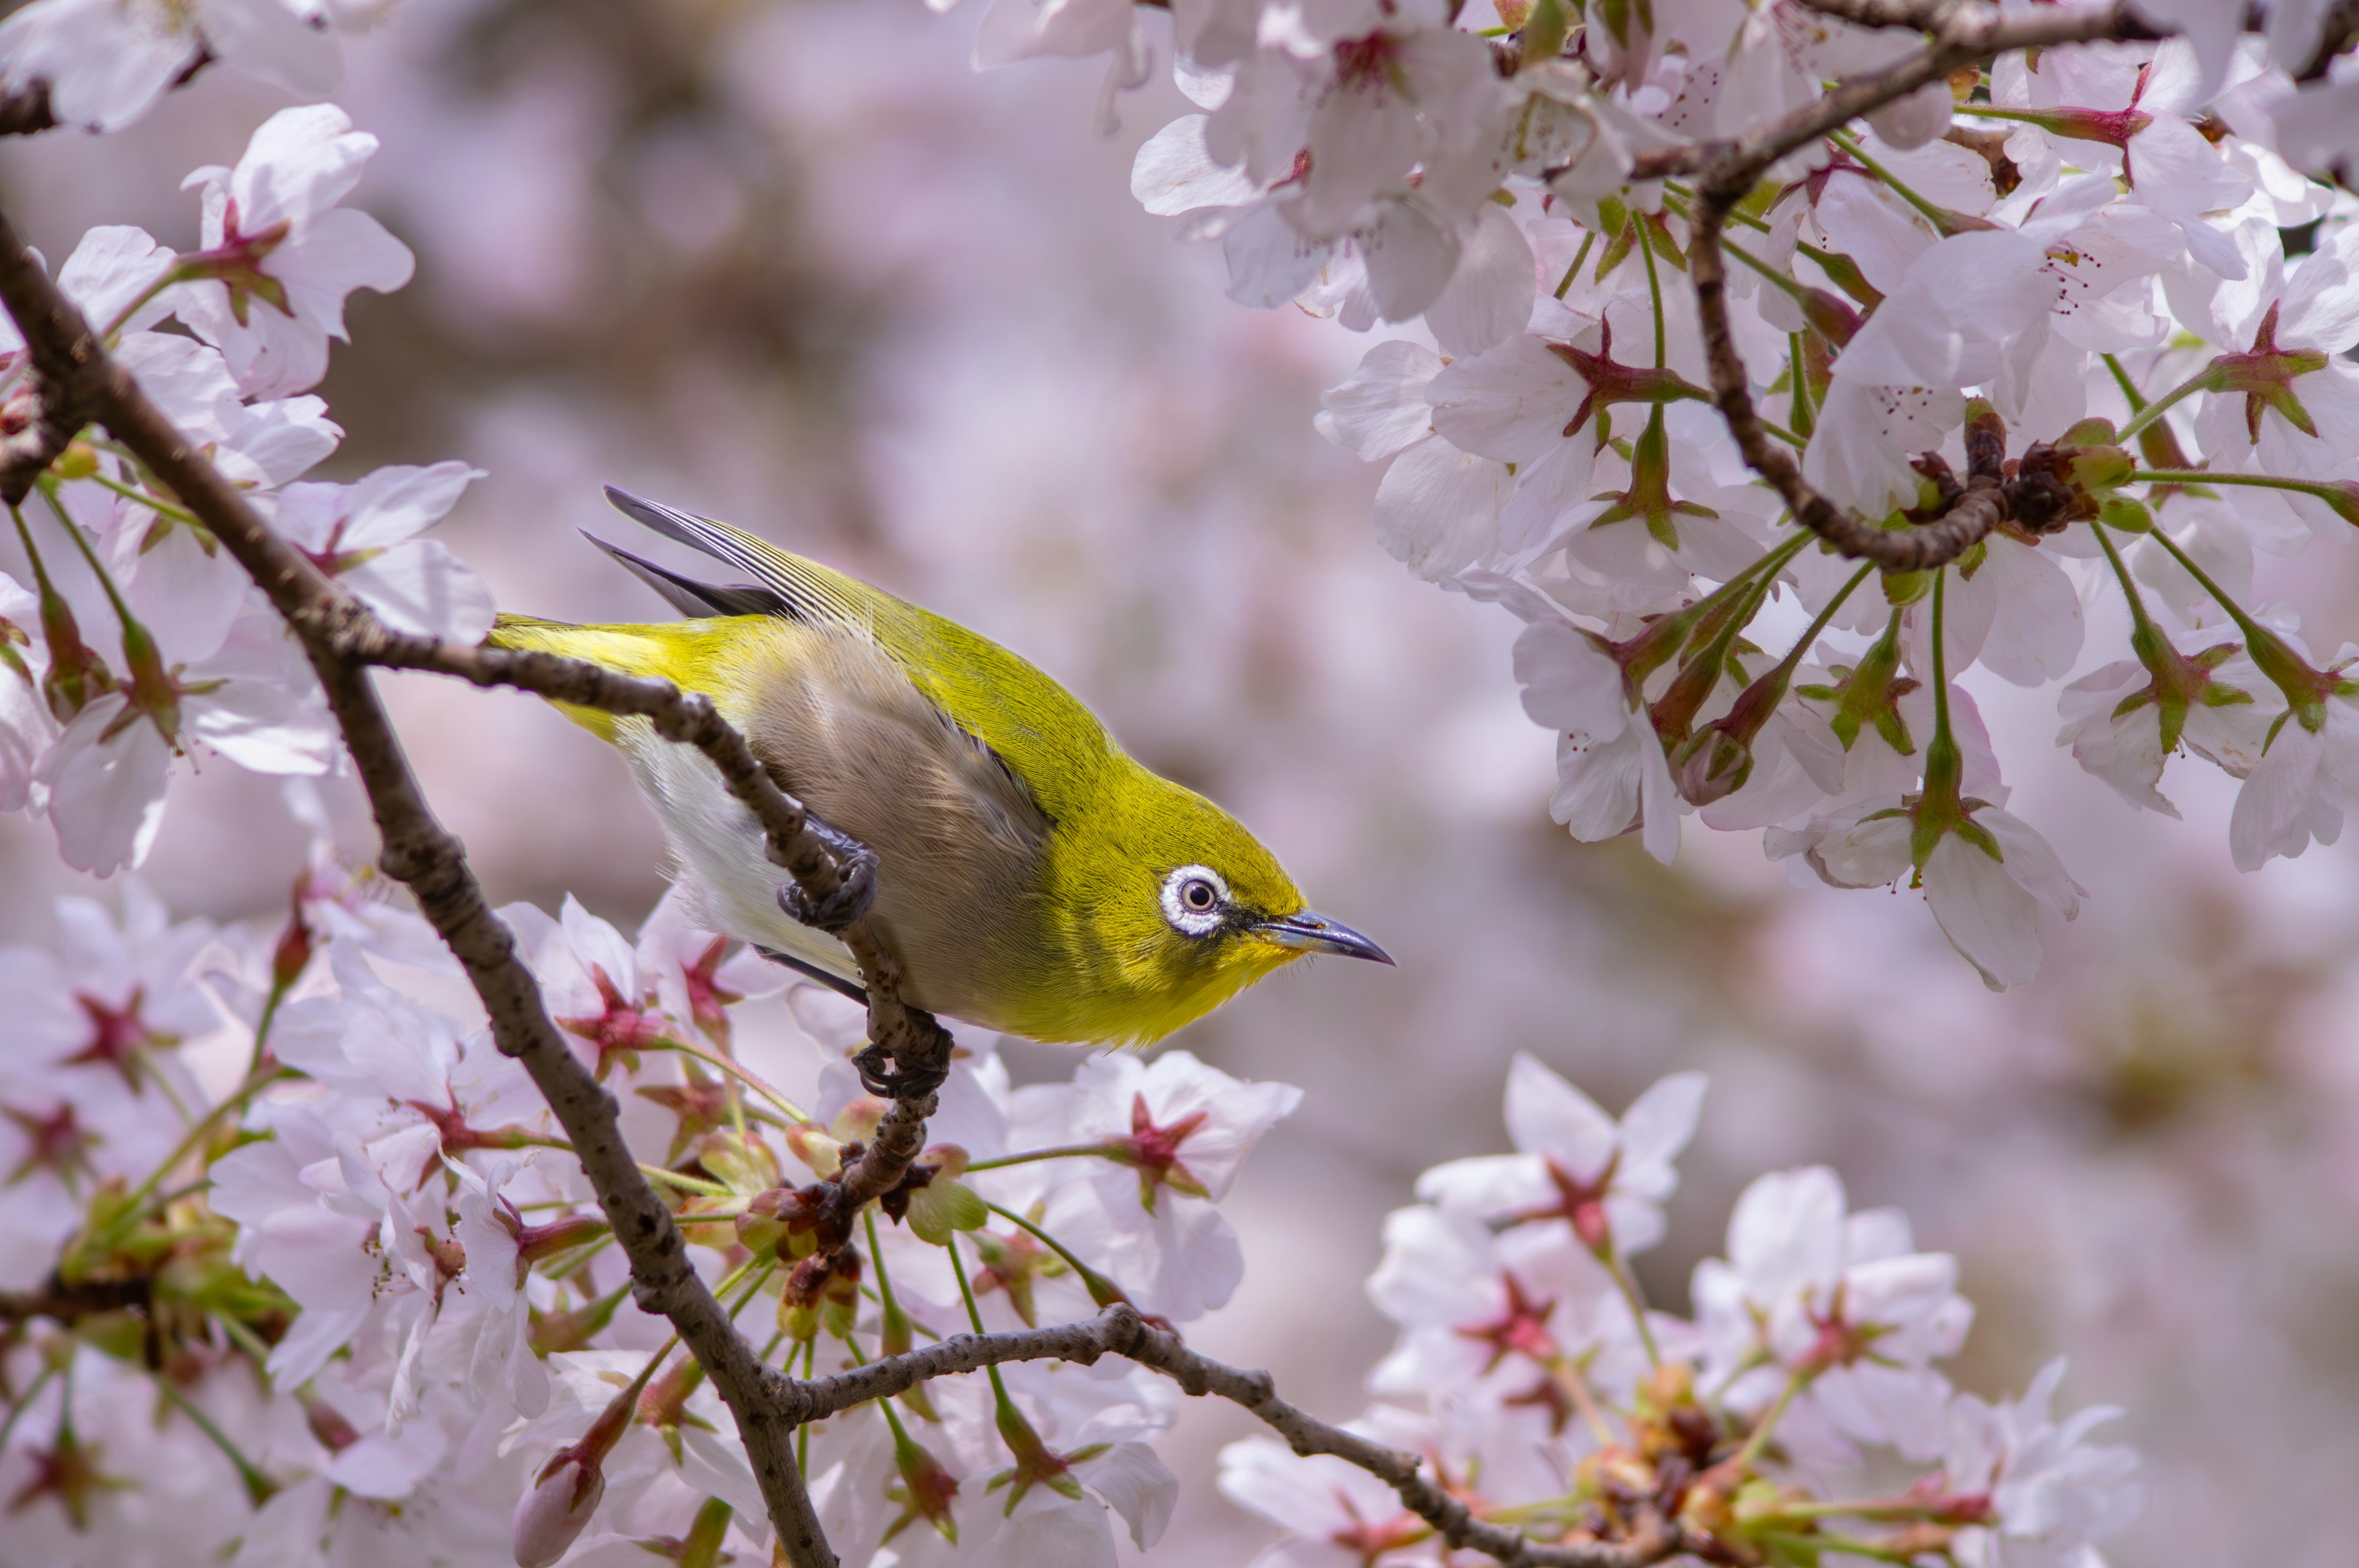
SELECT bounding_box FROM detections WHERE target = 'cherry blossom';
[262,460,493,640]
[174,104,417,399]
[0,0,340,135]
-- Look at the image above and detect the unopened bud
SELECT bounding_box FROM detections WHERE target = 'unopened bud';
[51,440,98,480]
[695,1129,780,1195]
[2066,443,2134,491]
[512,1454,604,1568]
[1671,725,1753,806]
[2098,494,2153,534]
[785,1123,842,1179]
[831,1098,885,1145]
[1798,287,1858,348]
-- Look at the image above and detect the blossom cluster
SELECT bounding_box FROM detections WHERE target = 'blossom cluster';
[939,0,2359,988]
[0,860,2146,1568]
[1225,1055,2142,1568]
[0,104,487,877]
[0,854,1286,1565]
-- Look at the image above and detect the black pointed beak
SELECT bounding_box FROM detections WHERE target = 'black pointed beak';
[1256,910,1395,965]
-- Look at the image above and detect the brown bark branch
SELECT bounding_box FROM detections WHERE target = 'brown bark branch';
[794,1305,1675,1568]
[1669,1,2164,569]
[0,202,846,1568]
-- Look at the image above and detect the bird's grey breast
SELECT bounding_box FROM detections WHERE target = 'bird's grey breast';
[738,626,1050,1018]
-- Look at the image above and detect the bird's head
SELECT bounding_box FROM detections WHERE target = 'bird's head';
[1054,763,1392,1045]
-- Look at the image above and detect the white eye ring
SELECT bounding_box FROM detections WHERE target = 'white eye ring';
[1160,864,1229,937]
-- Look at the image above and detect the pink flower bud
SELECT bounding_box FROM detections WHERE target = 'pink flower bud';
[512,1453,604,1568]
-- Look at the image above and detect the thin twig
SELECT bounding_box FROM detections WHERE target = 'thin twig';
[793,1304,1671,1568]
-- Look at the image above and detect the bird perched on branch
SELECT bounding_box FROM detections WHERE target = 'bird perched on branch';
[490,487,1391,1047]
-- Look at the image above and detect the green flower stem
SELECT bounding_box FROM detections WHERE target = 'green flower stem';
[2116,367,2212,441]
[143,1366,276,1505]
[797,1336,815,1473]
[944,1231,1020,1416]
[1826,128,1956,233]
[84,470,201,528]
[2086,518,2161,642]
[1555,231,1595,300]
[1790,333,1815,438]
[979,1198,1135,1313]
[2141,525,2329,721]
[1638,205,1669,369]
[1666,181,1772,233]
[214,1312,275,1368]
[2129,469,2359,522]
[657,1039,811,1125]
[1757,417,1807,451]
[0,1363,56,1450]
[640,1163,734,1198]
[111,1061,287,1225]
[1602,1246,1660,1368]
[37,486,142,633]
[2101,351,2148,413]
[963,1143,1121,1173]
[1732,1364,1812,1473]
[1929,565,1954,739]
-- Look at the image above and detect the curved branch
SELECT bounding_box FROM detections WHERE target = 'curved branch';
[0,201,844,1568]
[794,1304,1674,1568]
[1662,1,2165,568]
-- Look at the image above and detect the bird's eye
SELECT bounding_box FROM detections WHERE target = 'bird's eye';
[1159,864,1229,937]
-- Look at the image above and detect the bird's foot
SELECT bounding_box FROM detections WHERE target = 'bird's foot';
[852,1042,950,1101]
[777,820,878,934]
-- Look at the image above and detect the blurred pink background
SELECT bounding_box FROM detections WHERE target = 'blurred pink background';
[7,1,2359,1561]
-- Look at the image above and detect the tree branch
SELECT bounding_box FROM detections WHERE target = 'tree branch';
[794,1305,1676,1568]
[0,200,846,1568]
[1665,1,2165,569]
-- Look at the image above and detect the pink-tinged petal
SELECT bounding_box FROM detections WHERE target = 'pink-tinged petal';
[213,396,344,489]
[1637,719,1681,866]
[36,695,170,876]
[2278,225,2359,354]
[1512,620,1629,738]
[1728,1166,1847,1306]
[225,104,378,234]
[1501,1051,1618,1177]
[344,542,493,641]
[1132,114,1260,217]
[1923,832,2041,990]
[1810,808,1913,889]
[1976,806,2086,918]
[1430,332,1590,464]
[2230,716,2330,870]
[1073,1441,1178,1550]
[1549,724,1648,844]
[1357,197,1460,324]
[58,225,177,333]
[1976,536,2084,687]
[1316,340,1441,461]
[1425,204,1536,359]
[0,0,194,133]
[1371,436,1506,581]
[1616,1071,1708,1192]
[1219,203,1328,310]
[275,206,417,315]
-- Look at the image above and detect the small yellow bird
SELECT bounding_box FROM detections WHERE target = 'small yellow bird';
[490,488,1391,1047]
